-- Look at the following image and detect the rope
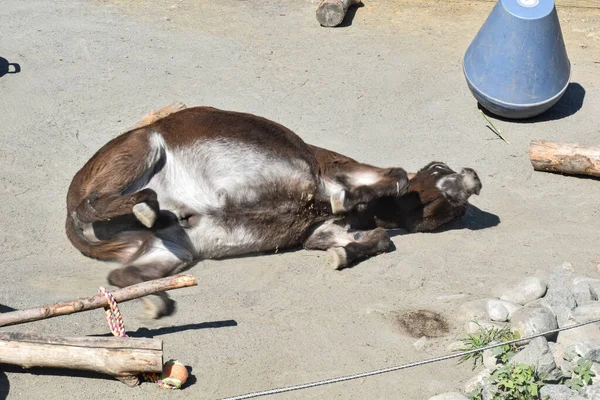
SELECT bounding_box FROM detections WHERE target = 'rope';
[98,287,167,387]
[220,317,600,400]
[98,287,126,338]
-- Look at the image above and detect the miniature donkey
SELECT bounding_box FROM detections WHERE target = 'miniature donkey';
[66,103,481,318]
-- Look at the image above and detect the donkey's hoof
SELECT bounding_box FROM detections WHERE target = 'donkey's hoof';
[330,191,346,214]
[327,247,348,270]
[133,202,157,228]
[141,293,176,319]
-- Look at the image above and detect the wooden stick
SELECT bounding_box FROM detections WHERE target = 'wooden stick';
[316,0,361,27]
[529,140,600,178]
[0,332,162,386]
[0,273,197,327]
[132,101,187,129]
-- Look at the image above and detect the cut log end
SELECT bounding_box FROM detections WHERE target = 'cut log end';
[317,3,345,27]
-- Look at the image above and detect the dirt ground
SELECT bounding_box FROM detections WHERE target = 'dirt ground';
[1,0,599,399]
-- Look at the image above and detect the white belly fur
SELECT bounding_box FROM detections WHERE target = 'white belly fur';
[145,137,318,258]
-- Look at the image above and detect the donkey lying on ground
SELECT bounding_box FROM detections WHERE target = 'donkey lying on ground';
[66,103,481,318]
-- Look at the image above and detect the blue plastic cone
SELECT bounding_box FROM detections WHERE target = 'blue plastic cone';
[463,0,571,119]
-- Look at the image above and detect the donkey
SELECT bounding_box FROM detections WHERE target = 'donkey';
[66,103,481,318]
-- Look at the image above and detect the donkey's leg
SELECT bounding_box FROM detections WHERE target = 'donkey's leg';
[107,215,195,319]
[328,164,409,214]
[371,162,483,232]
[76,188,159,228]
[311,146,409,214]
[71,128,166,229]
[304,219,393,270]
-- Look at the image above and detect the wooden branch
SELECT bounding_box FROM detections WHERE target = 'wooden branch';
[0,332,162,386]
[316,0,361,27]
[529,140,600,178]
[0,274,197,328]
[132,101,187,129]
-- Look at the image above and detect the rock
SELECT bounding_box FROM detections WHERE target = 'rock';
[459,299,494,321]
[557,315,600,349]
[591,362,600,385]
[573,302,600,319]
[536,298,574,328]
[584,347,600,363]
[498,276,547,305]
[413,336,428,351]
[486,300,509,322]
[447,340,465,352]
[543,268,578,327]
[572,280,596,306]
[428,393,468,400]
[482,348,500,371]
[539,384,579,400]
[584,384,600,400]
[509,337,561,379]
[465,320,509,334]
[486,299,522,322]
[563,342,600,362]
[548,342,572,379]
[510,304,558,341]
[464,368,491,393]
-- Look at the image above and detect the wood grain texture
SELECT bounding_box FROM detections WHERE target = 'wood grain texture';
[316,0,362,27]
[529,140,600,177]
[0,332,162,385]
[0,273,197,327]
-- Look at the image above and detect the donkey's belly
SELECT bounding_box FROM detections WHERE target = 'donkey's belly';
[146,138,327,259]
[185,208,317,259]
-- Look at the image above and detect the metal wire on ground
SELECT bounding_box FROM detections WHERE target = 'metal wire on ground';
[220,317,600,400]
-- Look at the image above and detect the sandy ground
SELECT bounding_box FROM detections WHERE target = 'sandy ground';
[1,0,599,399]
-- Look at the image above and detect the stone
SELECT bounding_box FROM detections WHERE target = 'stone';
[428,393,468,400]
[543,269,578,327]
[572,279,596,306]
[486,300,509,322]
[485,299,522,322]
[591,362,600,385]
[539,384,579,400]
[557,315,600,349]
[584,384,600,400]
[447,340,465,352]
[498,276,547,305]
[510,304,558,341]
[465,320,509,334]
[536,298,574,329]
[464,368,491,393]
[413,336,428,351]
[459,298,494,322]
[563,341,600,362]
[509,337,561,379]
[548,342,572,379]
[573,302,600,319]
[482,348,500,371]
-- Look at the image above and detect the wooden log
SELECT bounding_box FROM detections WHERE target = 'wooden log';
[316,0,361,27]
[0,273,197,328]
[0,332,162,386]
[529,140,600,178]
